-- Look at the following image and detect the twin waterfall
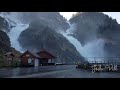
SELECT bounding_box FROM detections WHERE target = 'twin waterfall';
[0,13,106,62]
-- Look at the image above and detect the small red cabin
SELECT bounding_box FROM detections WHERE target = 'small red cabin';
[37,50,56,66]
[20,50,39,67]
[20,50,56,67]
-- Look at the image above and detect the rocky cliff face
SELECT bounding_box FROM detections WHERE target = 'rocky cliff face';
[69,12,108,45]
[18,21,85,63]
[69,12,120,57]
[0,16,11,54]
[0,30,11,54]
[0,16,10,32]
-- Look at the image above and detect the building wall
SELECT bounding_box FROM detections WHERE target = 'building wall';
[40,59,49,66]
[21,57,35,66]
[20,51,55,66]
[4,56,14,66]
[34,59,39,66]
[20,52,36,66]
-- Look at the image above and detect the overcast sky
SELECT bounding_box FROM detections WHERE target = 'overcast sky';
[103,12,120,24]
[60,12,120,24]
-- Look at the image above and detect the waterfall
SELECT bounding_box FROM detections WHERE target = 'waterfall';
[7,23,29,52]
[60,21,106,62]
[0,12,29,53]
[0,12,106,61]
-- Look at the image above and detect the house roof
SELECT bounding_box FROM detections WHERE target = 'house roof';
[20,50,56,59]
[19,50,39,58]
[37,50,56,59]
[4,52,14,57]
[30,52,40,58]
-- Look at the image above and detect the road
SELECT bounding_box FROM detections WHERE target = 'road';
[0,65,120,78]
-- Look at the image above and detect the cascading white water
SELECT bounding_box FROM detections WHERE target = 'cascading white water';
[7,24,29,52]
[60,21,106,62]
[0,12,29,53]
[0,12,106,61]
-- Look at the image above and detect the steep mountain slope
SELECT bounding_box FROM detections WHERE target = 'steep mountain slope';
[0,16,11,54]
[18,20,85,63]
[69,12,120,57]
[0,15,21,61]
[0,30,11,54]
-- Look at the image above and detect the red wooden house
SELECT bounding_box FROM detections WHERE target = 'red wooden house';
[20,50,56,67]
[20,50,39,67]
[37,50,56,66]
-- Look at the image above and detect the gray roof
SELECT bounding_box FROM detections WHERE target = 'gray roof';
[4,52,14,56]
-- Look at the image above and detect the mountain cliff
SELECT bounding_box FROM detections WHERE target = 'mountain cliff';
[18,20,85,63]
[69,12,120,57]
[0,30,11,54]
[16,12,70,31]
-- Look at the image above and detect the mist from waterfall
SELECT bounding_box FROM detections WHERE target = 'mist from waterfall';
[60,21,106,61]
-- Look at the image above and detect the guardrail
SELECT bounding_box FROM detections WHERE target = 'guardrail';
[76,57,120,73]
[82,57,120,65]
